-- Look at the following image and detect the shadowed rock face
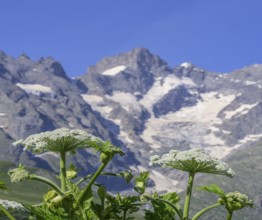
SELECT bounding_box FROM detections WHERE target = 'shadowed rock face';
[1,48,262,193]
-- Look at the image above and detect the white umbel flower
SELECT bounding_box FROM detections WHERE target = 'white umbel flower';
[8,164,30,183]
[150,148,235,177]
[13,128,100,154]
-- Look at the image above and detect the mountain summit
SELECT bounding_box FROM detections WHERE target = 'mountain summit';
[0,48,262,214]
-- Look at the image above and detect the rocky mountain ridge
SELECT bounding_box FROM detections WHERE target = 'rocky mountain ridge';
[0,48,262,194]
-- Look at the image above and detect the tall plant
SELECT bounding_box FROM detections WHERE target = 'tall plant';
[150,148,253,220]
[10,128,125,219]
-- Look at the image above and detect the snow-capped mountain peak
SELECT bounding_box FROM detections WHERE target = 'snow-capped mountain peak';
[1,48,262,201]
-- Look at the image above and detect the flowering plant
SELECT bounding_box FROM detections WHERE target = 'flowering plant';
[150,148,234,177]
[13,128,99,154]
[6,129,253,219]
[10,128,127,219]
[150,148,252,220]
[198,184,253,220]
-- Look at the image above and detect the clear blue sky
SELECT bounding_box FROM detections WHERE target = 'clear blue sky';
[1,0,262,77]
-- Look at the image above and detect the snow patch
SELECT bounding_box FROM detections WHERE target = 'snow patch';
[206,146,233,159]
[223,102,258,119]
[0,113,6,116]
[16,83,53,94]
[139,75,195,114]
[244,80,256,85]
[82,93,134,144]
[222,130,231,134]
[119,131,134,144]
[81,94,103,103]
[106,92,142,113]
[203,132,224,146]
[102,65,126,76]
[140,92,235,150]
[168,92,236,125]
[35,151,58,159]
[180,62,192,68]
[239,133,262,143]
[207,133,262,159]
[150,170,179,192]
[81,94,112,115]
[112,119,134,144]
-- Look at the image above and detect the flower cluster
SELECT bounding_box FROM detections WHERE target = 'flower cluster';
[13,128,100,154]
[8,165,30,183]
[223,191,254,212]
[150,148,235,177]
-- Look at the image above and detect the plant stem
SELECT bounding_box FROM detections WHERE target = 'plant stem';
[77,162,108,206]
[192,203,221,220]
[30,174,64,195]
[100,198,105,220]
[123,209,127,220]
[183,172,195,220]
[76,172,118,186]
[0,204,15,220]
[227,211,233,220]
[60,151,67,192]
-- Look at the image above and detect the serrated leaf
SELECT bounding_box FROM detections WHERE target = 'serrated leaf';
[197,184,226,196]
[161,192,180,204]
[119,170,133,183]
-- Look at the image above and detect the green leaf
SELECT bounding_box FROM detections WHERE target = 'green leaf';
[119,170,133,184]
[161,192,180,203]
[65,179,81,198]
[197,184,226,197]
[144,192,181,220]
[105,193,142,218]
[97,185,107,201]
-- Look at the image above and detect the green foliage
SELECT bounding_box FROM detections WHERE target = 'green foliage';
[199,183,253,217]
[3,129,254,219]
[145,192,181,220]
[105,193,142,219]
[28,203,80,220]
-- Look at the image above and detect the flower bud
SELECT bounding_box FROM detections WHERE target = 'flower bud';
[100,151,114,164]
[225,191,253,211]
[66,170,77,179]
[8,165,30,183]
[134,181,146,194]
[218,198,224,205]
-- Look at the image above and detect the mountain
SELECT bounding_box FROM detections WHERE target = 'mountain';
[0,48,262,215]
